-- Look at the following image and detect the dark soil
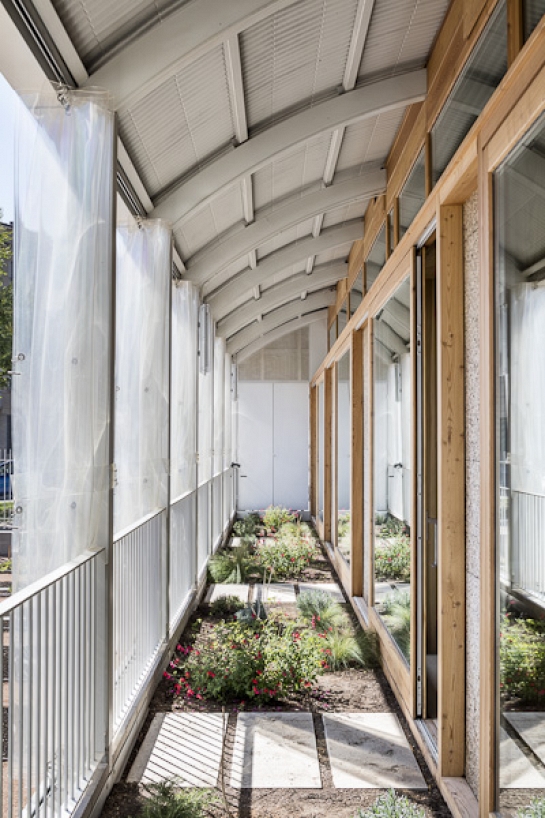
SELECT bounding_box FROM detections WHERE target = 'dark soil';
[100,542,452,818]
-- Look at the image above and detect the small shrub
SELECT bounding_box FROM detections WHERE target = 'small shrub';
[338,512,351,539]
[208,542,254,583]
[262,505,296,531]
[208,595,246,617]
[322,628,379,671]
[354,789,425,818]
[233,513,260,538]
[0,558,11,573]
[167,616,323,702]
[256,537,318,579]
[500,614,545,704]
[517,797,545,818]
[381,591,411,660]
[140,780,218,818]
[297,590,348,630]
[374,536,411,582]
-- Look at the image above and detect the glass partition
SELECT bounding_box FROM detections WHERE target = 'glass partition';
[399,149,426,241]
[329,318,337,350]
[373,277,412,663]
[366,224,386,290]
[495,113,545,806]
[350,270,363,318]
[318,380,325,523]
[338,299,348,336]
[336,350,351,563]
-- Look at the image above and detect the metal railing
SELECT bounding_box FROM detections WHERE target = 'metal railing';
[112,510,166,736]
[510,489,545,604]
[169,493,196,633]
[1,549,106,818]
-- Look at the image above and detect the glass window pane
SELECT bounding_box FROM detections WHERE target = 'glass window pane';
[399,149,426,241]
[373,277,412,663]
[366,224,386,290]
[318,381,325,523]
[338,299,348,335]
[495,112,545,809]
[524,0,545,41]
[432,0,507,185]
[350,270,363,318]
[336,351,351,563]
[329,318,337,350]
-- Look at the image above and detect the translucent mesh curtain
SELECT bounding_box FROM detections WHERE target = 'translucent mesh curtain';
[214,337,225,477]
[171,282,199,500]
[114,220,170,535]
[12,89,114,590]
[198,318,213,486]
[224,353,232,471]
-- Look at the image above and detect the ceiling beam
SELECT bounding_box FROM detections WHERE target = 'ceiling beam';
[208,221,361,319]
[186,169,384,285]
[225,33,248,144]
[152,70,426,225]
[236,312,326,363]
[219,262,346,338]
[343,0,375,91]
[86,0,301,109]
[226,291,335,354]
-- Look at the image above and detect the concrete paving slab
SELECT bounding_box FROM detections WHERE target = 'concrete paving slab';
[500,726,545,788]
[230,712,321,789]
[297,582,345,603]
[260,583,297,604]
[127,712,227,787]
[323,712,426,789]
[205,584,250,604]
[505,712,545,767]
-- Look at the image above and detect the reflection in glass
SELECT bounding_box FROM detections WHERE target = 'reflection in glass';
[350,270,363,318]
[329,318,337,350]
[373,277,412,663]
[496,113,545,807]
[338,300,348,336]
[366,225,386,290]
[318,381,324,523]
[399,149,426,241]
[336,351,351,563]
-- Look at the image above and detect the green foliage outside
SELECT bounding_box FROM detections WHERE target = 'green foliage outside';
[500,613,545,705]
[140,780,218,818]
[262,505,297,531]
[232,513,260,538]
[0,214,13,389]
[354,789,425,818]
[207,595,246,617]
[375,515,411,582]
[381,591,411,661]
[517,797,545,818]
[257,532,318,579]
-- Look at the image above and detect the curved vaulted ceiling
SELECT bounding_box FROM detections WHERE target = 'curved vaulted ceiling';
[8,0,450,356]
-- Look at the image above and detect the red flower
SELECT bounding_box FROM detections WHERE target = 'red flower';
[207,671,215,678]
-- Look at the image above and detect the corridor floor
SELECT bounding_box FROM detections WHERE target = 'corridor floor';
[100,552,452,818]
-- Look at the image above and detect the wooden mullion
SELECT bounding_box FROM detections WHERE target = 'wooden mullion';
[507,0,523,67]
[351,329,364,597]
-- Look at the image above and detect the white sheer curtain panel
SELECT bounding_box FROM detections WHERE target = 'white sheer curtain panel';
[171,282,199,500]
[12,89,115,590]
[224,353,232,470]
[114,220,171,535]
[213,337,225,476]
[198,317,214,486]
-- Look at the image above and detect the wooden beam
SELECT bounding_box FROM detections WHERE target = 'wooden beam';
[310,386,317,518]
[437,205,466,777]
[507,0,523,67]
[351,329,364,597]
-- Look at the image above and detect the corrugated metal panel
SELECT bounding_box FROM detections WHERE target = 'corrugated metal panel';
[174,183,244,259]
[253,133,331,212]
[50,0,180,69]
[335,109,406,175]
[257,218,315,261]
[321,200,367,230]
[358,0,449,82]
[118,45,234,197]
[241,0,358,130]
[315,242,354,265]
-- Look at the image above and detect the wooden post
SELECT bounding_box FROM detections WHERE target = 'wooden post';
[351,330,364,597]
[324,366,334,543]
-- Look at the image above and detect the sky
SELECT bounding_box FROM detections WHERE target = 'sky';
[0,73,15,223]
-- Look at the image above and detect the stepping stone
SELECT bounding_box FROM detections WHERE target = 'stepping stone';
[230,712,321,788]
[505,712,545,766]
[499,726,545,788]
[323,712,426,789]
[127,712,227,787]
[205,584,250,604]
[261,583,297,603]
[297,582,345,603]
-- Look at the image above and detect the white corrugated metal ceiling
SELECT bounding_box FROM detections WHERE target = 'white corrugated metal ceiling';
[24,0,450,354]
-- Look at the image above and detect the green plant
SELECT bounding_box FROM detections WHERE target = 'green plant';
[233,513,260,538]
[381,591,411,660]
[322,628,379,670]
[256,536,318,579]
[354,789,425,818]
[262,505,296,531]
[297,590,348,630]
[208,595,246,617]
[374,536,411,582]
[167,615,324,702]
[207,542,254,583]
[140,779,217,818]
[0,557,11,573]
[338,511,351,539]
[517,797,545,818]
[500,614,545,704]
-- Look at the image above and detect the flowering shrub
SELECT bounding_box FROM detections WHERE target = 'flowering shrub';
[262,505,297,532]
[256,535,318,579]
[500,614,545,704]
[374,536,411,582]
[166,616,324,702]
